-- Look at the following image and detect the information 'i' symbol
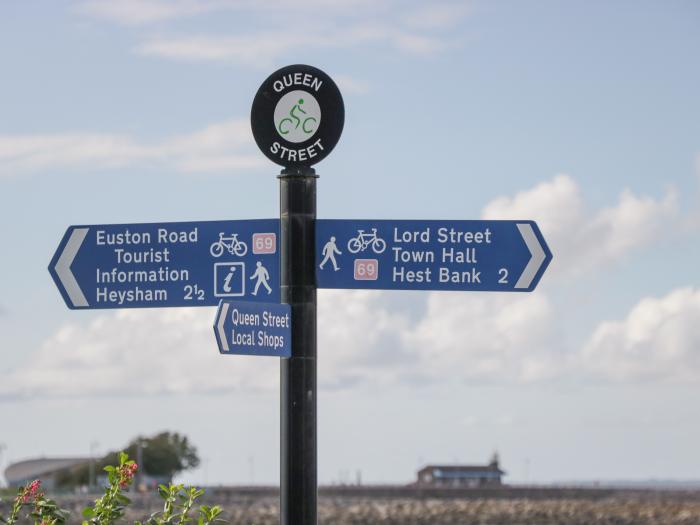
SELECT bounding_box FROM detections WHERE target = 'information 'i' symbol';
[223,266,237,293]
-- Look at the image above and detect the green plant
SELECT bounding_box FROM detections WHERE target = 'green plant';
[0,480,69,525]
[29,496,70,525]
[81,451,138,525]
[1,453,224,525]
[137,484,224,525]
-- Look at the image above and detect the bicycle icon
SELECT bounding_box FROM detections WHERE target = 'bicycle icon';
[347,228,386,254]
[210,233,248,257]
[277,98,317,136]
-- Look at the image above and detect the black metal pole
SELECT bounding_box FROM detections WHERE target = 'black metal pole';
[279,166,318,525]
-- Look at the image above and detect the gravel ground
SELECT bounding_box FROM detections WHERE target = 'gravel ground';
[4,491,700,524]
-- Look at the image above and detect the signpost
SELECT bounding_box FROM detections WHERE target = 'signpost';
[316,219,551,292]
[251,64,344,525]
[214,300,292,357]
[49,219,280,309]
[49,62,551,525]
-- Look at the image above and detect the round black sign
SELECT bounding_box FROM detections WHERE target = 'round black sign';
[251,64,344,168]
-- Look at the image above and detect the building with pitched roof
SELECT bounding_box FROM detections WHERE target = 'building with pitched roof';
[416,454,505,487]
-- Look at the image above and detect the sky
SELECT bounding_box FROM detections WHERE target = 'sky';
[1,0,699,486]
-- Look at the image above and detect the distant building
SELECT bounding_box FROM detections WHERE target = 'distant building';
[5,456,171,492]
[417,453,505,487]
[4,457,90,489]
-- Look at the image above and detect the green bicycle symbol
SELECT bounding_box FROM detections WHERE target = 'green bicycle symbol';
[277,98,318,136]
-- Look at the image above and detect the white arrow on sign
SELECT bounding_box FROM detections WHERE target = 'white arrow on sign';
[53,227,90,308]
[515,223,547,289]
[216,301,230,352]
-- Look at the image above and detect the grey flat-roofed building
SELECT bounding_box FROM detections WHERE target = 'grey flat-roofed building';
[5,457,90,489]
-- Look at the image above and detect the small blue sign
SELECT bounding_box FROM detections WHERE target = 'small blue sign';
[214,300,292,357]
[49,219,280,309]
[316,219,551,292]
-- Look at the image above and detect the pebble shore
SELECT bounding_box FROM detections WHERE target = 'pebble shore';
[4,490,700,524]
[205,495,700,525]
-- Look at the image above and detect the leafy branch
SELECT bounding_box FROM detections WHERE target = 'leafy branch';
[1,453,225,525]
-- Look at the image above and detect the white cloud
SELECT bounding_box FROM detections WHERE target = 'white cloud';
[391,33,447,55]
[333,75,370,96]
[0,134,152,174]
[78,0,459,65]
[320,290,561,388]
[405,292,559,383]
[0,119,264,177]
[401,3,471,30]
[78,0,208,25]
[580,287,700,382]
[136,33,311,67]
[482,174,678,276]
[135,25,448,67]
[0,308,279,400]
[2,290,556,400]
[7,284,699,401]
[78,0,382,25]
[318,291,410,388]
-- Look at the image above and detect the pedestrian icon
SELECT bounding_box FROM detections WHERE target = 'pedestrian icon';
[347,228,386,254]
[319,236,342,271]
[250,261,272,295]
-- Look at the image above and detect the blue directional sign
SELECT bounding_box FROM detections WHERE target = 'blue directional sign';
[49,219,280,309]
[213,300,291,357]
[316,220,551,292]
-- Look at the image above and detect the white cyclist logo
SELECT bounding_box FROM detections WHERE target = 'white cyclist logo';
[274,90,322,143]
